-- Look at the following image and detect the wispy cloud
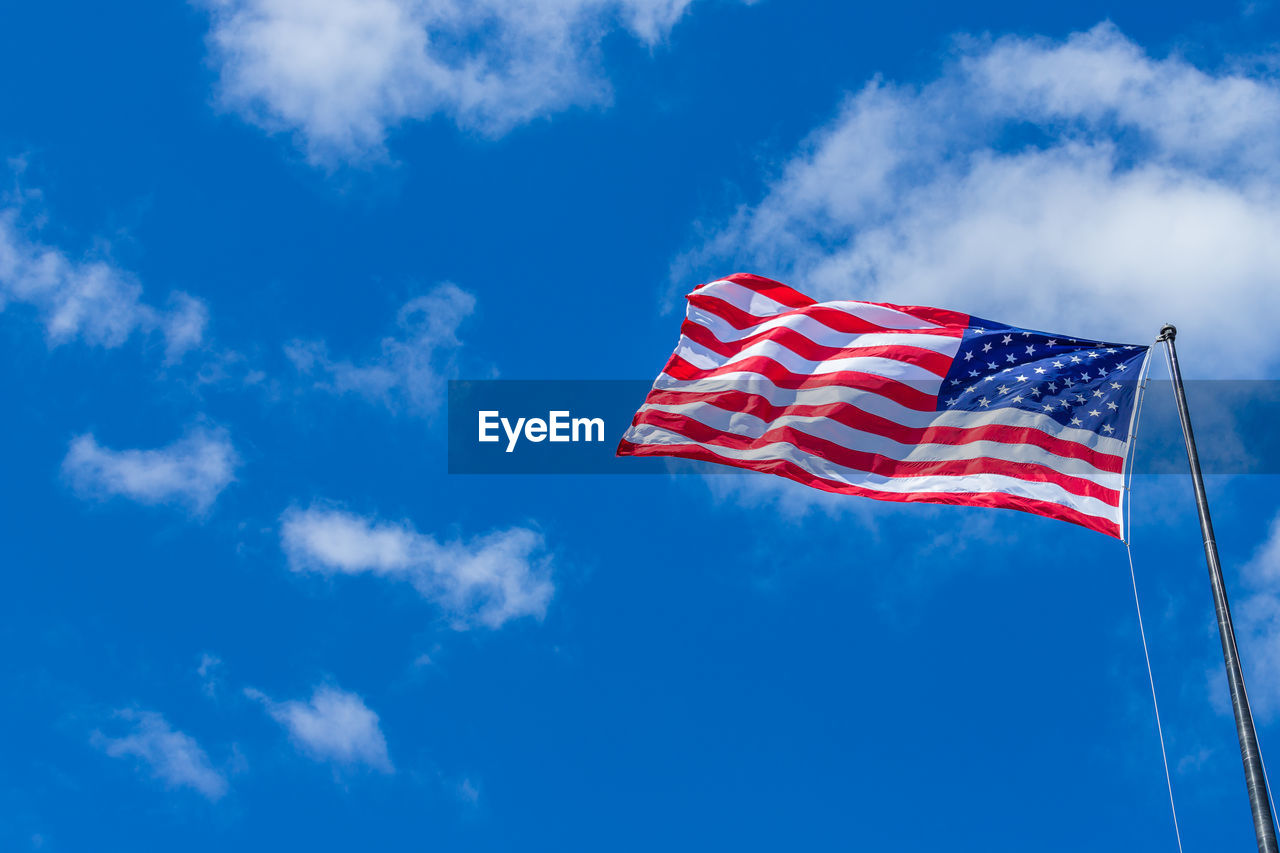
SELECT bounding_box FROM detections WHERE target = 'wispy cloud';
[92,709,229,801]
[0,202,207,360]
[454,776,481,806]
[197,653,224,698]
[1234,510,1280,720]
[688,23,1280,373]
[286,282,474,416]
[62,427,239,514]
[280,504,553,629]
[246,683,393,773]
[198,0,724,165]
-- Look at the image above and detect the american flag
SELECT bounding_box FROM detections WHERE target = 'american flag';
[618,273,1151,539]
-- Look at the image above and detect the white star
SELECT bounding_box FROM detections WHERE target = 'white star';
[964,351,974,361]
[1106,348,1117,354]
[1005,353,1017,363]
[1014,374,1029,382]
[1102,424,1115,434]
[1079,373,1090,382]
[1046,339,1058,347]
[945,398,956,406]
[982,342,993,352]
[1086,351,1099,359]
[1031,387,1042,397]
[1021,331,1031,337]
[1088,409,1101,417]
[1070,417,1083,426]
[1042,402,1054,412]
[951,379,961,385]
[1110,381,1122,390]
[1025,345,1036,355]
[969,370,979,377]
[1034,366,1046,374]
[1047,381,1058,392]
[984,375,995,382]
[997,385,1010,394]
[1052,360,1064,369]
[974,327,986,334]
[1074,394,1087,403]
[1093,389,1104,398]
[1063,378,1075,387]
[1097,366,1108,376]
[966,385,977,393]
[1107,401,1119,410]
[1116,363,1127,371]
[1002,335,1013,345]
[978,397,990,408]
[1124,345,1136,350]
[987,361,998,370]
[1011,395,1024,403]
[1070,355,1082,363]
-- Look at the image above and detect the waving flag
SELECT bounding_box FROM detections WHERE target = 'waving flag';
[618,274,1151,539]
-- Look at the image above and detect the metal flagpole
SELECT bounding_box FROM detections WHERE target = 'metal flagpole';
[1158,324,1278,853]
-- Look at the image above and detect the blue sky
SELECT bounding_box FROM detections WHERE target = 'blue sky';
[4,1,1280,850]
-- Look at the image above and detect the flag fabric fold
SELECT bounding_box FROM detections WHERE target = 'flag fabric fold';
[618,273,1151,539]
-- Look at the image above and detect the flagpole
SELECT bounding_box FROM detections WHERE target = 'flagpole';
[1158,324,1278,853]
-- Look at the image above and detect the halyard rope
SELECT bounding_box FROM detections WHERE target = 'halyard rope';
[1124,539,1185,853]
[1126,346,1184,853]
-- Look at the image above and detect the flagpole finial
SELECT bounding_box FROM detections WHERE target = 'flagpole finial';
[1158,324,1177,342]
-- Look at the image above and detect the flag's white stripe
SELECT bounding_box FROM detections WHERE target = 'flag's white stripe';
[624,422,1121,523]
[650,374,1131,456]
[697,281,799,320]
[699,280,952,331]
[638,400,1123,483]
[675,337,947,385]
[686,304,962,355]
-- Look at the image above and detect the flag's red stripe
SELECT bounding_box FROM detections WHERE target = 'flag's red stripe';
[871,301,970,330]
[698,273,972,331]
[679,320,954,378]
[616,438,1120,538]
[662,354,938,412]
[642,387,1124,474]
[688,292,960,338]
[630,409,1120,505]
[698,273,817,308]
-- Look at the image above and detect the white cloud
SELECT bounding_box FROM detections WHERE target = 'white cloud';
[0,205,207,358]
[247,684,393,772]
[198,0,715,164]
[690,23,1280,375]
[280,504,553,628]
[92,709,229,801]
[286,282,475,416]
[162,293,211,364]
[62,427,239,514]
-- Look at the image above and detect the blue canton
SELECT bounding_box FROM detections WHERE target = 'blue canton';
[938,317,1149,441]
